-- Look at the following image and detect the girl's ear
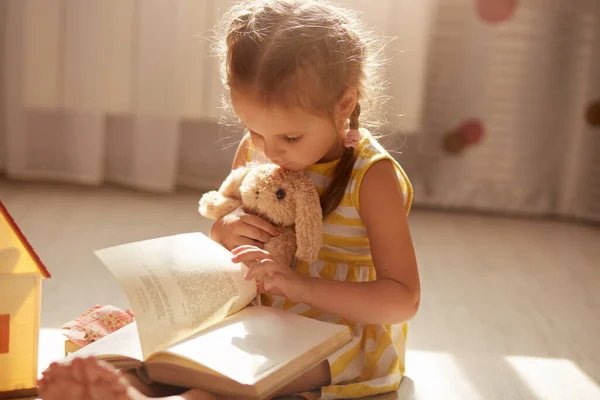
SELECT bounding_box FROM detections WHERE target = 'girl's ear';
[336,87,358,123]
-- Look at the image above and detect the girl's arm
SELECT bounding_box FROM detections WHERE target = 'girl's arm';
[301,159,421,325]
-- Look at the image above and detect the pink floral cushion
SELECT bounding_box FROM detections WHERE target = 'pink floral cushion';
[62,305,135,347]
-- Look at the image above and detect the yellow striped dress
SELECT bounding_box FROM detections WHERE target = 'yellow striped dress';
[246,128,414,399]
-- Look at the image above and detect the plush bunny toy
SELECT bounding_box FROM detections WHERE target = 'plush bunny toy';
[199,162,323,266]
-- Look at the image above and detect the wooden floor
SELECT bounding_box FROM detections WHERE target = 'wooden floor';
[2,179,599,400]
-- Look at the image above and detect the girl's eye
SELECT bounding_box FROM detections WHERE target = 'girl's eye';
[284,136,302,143]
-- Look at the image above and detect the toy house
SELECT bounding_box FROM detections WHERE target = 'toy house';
[0,200,51,398]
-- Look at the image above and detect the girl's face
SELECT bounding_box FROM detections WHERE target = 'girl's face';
[231,91,344,171]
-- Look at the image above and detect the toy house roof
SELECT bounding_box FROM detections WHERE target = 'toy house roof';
[0,200,51,279]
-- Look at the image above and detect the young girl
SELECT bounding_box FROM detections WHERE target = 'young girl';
[38,0,420,399]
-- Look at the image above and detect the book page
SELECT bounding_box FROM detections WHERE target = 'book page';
[151,307,351,387]
[94,232,257,359]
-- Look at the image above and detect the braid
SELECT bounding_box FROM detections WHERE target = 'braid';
[320,103,361,217]
[349,102,361,129]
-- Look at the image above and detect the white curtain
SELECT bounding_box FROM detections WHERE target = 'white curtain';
[0,0,433,193]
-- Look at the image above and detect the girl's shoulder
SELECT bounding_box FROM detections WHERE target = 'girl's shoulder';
[244,133,270,164]
[233,132,254,168]
[352,129,413,215]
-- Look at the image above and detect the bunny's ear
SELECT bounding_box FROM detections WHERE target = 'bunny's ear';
[293,173,323,263]
[198,164,250,220]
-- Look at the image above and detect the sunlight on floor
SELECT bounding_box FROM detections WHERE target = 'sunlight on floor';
[38,328,66,376]
[405,350,483,400]
[505,355,600,400]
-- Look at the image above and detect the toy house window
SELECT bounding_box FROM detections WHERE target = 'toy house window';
[0,314,9,353]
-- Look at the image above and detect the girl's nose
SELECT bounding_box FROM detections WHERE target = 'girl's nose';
[264,142,283,161]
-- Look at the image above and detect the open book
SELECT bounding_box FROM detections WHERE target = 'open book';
[69,232,351,399]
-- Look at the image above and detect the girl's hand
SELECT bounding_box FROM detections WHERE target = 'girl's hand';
[210,207,280,251]
[231,245,309,304]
